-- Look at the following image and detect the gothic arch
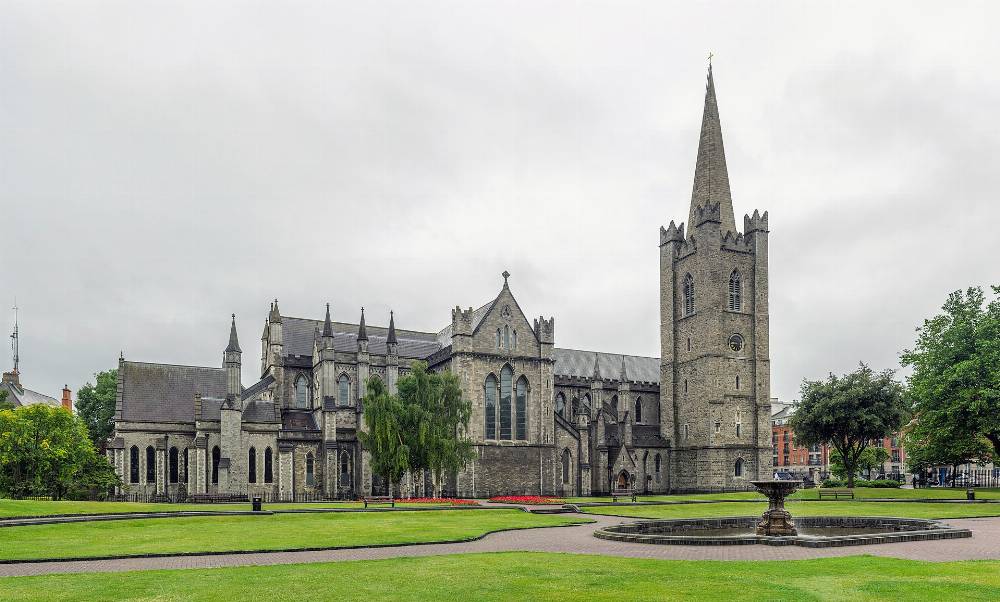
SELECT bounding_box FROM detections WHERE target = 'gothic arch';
[294,374,309,408]
[728,269,742,312]
[683,273,695,316]
[337,372,352,406]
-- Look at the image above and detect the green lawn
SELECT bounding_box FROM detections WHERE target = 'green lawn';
[568,487,1000,504]
[3,553,1000,601]
[0,499,479,518]
[581,500,1000,520]
[0,510,586,562]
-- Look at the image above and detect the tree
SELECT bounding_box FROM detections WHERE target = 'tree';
[76,369,118,452]
[829,446,889,480]
[357,377,410,497]
[0,389,13,411]
[901,286,1000,462]
[789,364,907,487]
[0,404,121,499]
[397,362,475,497]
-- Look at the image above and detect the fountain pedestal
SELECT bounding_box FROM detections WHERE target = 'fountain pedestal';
[751,480,801,536]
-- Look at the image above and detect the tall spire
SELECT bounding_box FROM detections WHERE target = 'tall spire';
[226,314,241,353]
[322,303,333,337]
[688,63,737,234]
[386,310,397,344]
[357,307,368,341]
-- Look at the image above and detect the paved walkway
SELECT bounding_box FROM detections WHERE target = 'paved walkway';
[2,513,999,577]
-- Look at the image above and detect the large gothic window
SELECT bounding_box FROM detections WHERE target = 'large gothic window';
[145,446,156,483]
[306,453,315,486]
[248,447,257,484]
[499,366,513,440]
[683,274,695,316]
[562,449,571,484]
[582,394,592,418]
[295,375,308,408]
[515,376,528,440]
[496,329,502,349]
[168,447,178,483]
[571,397,580,417]
[211,446,220,484]
[129,446,139,483]
[504,325,510,349]
[729,270,742,311]
[634,397,643,423]
[338,374,351,406]
[555,393,566,418]
[264,447,273,483]
[484,374,498,440]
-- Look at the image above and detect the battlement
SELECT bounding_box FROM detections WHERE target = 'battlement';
[451,305,474,336]
[659,220,686,246]
[675,234,698,259]
[744,209,769,233]
[533,316,555,344]
[693,201,722,227]
[721,230,753,253]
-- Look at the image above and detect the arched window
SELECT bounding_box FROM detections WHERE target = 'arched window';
[571,397,580,417]
[496,329,502,349]
[499,365,513,440]
[634,397,643,423]
[295,375,308,408]
[683,274,695,316]
[728,270,742,312]
[183,448,189,483]
[610,395,618,415]
[169,447,178,483]
[504,325,510,349]
[734,458,744,478]
[306,453,315,486]
[129,446,139,483]
[145,446,156,483]
[338,374,351,406]
[211,446,220,484]
[515,376,528,440]
[736,375,740,390]
[555,393,566,418]
[655,453,661,481]
[484,374,498,440]
[339,450,351,486]
[512,330,517,348]
[736,412,742,439]
[582,394,592,417]
[264,447,273,483]
[562,449,571,484]
[248,447,257,484]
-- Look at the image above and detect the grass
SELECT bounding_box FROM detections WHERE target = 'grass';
[0,499,478,518]
[580,500,1000,520]
[568,487,1000,504]
[3,552,1000,601]
[0,509,586,562]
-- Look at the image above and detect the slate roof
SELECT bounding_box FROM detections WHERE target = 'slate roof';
[633,425,670,447]
[435,298,497,346]
[120,361,226,423]
[243,399,280,423]
[241,374,275,402]
[282,316,441,359]
[281,410,319,431]
[0,381,59,408]
[553,349,660,384]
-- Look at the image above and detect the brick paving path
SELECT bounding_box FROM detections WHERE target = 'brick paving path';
[2,513,998,577]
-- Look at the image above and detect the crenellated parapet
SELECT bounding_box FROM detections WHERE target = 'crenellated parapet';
[743,209,769,234]
[721,230,753,253]
[692,201,722,228]
[533,316,554,344]
[659,220,686,246]
[451,306,474,336]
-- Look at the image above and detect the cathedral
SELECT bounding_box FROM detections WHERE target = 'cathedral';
[107,65,772,499]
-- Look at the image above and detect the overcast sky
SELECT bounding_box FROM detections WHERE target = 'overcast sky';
[2,1,998,403]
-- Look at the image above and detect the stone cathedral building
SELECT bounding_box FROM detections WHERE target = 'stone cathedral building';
[107,66,771,499]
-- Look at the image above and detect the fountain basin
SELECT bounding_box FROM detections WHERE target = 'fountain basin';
[594,516,971,548]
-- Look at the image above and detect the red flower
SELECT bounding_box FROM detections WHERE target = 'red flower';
[487,495,563,505]
[394,497,479,506]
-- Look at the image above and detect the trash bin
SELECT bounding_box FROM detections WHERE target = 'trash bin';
[252,497,262,512]
[967,488,975,501]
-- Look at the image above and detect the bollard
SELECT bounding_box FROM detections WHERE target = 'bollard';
[252,496,263,512]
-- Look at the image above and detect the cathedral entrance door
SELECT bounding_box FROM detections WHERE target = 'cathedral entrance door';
[616,470,630,489]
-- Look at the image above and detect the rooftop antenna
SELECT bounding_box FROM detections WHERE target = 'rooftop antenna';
[10,300,19,375]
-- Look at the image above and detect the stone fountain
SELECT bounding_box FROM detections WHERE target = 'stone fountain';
[751,480,801,536]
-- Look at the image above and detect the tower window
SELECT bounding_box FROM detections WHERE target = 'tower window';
[729,270,742,311]
[555,393,566,418]
[684,379,688,394]
[683,274,695,316]
[683,424,690,440]
[736,375,740,389]
[735,458,744,478]
[687,338,691,351]
[714,421,721,435]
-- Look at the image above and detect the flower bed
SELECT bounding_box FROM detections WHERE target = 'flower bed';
[395,497,480,506]
[488,495,563,505]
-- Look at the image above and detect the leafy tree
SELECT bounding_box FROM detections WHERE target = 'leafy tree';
[0,389,13,411]
[829,446,889,480]
[0,404,121,499]
[789,364,907,487]
[901,286,1000,462]
[357,377,410,497]
[397,362,475,497]
[76,369,118,452]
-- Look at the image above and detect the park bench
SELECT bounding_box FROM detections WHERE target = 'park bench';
[362,495,395,508]
[186,494,249,504]
[611,488,636,503]
[817,489,854,500]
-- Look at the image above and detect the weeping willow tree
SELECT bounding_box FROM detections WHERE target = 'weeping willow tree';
[357,377,409,498]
